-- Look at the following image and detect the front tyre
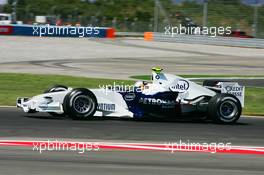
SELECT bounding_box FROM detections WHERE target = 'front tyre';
[208,94,242,124]
[44,85,68,93]
[63,88,97,120]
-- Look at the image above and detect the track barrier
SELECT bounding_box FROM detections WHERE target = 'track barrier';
[0,24,115,38]
[144,32,264,48]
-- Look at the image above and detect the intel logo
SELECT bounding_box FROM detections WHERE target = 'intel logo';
[170,79,189,92]
[124,93,136,101]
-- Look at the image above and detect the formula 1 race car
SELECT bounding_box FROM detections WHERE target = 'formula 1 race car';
[17,68,245,124]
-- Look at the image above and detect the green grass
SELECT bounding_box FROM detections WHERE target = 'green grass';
[0,73,133,106]
[0,73,263,116]
[130,75,264,80]
[244,87,264,116]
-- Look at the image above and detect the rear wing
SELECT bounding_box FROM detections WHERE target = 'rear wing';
[219,82,245,107]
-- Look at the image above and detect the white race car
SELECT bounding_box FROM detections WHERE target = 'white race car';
[17,68,245,124]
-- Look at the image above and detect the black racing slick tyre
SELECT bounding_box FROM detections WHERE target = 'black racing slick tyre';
[203,80,224,87]
[203,80,233,87]
[208,93,242,124]
[43,85,68,117]
[44,85,68,93]
[63,88,98,120]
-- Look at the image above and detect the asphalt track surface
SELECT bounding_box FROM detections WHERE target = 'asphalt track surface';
[0,36,263,174]
[0,107,263,175]
[0,36,263,79]
[1,108,264,145]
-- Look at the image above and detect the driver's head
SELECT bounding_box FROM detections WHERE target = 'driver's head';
[134,81,149,91]
[134,81,143,88]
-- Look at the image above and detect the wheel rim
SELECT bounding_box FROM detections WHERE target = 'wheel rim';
[73,95,94,114]
[219,100,238,119]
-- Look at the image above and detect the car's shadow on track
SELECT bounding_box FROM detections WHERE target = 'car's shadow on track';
[24,114,249,125]
[25,115,66,120]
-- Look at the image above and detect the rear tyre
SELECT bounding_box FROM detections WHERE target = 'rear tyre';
[203,80,233,87]
[63,88,97,120]
[203,80,232,93]
[44,85,68,117]
[203,80,220,87]
[208,93,241,124]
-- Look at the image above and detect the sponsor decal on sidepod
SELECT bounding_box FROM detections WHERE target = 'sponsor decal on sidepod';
[170,79,189,92]
[98,103,116,111]
[124,93,136,101]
